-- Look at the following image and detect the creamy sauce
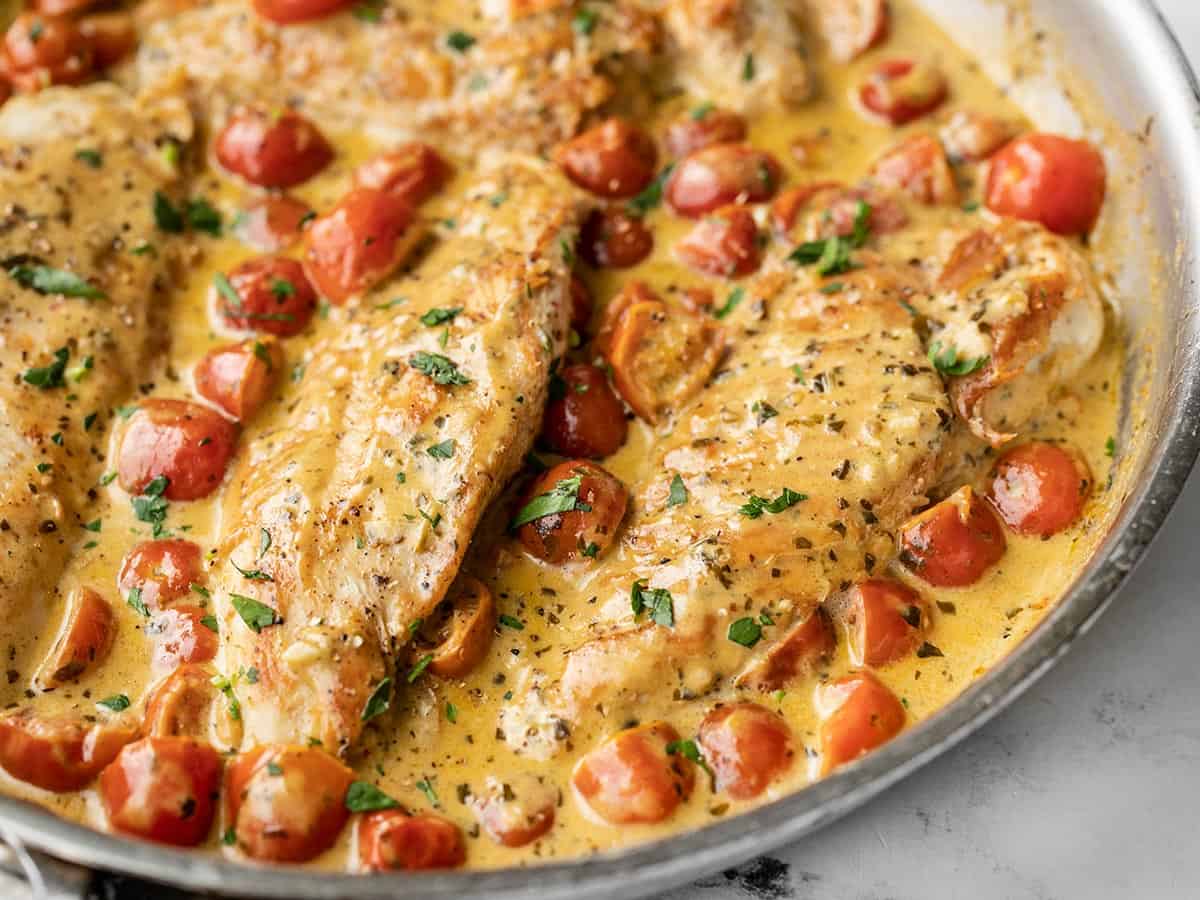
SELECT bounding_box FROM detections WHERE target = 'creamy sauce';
[0,0,1124,873]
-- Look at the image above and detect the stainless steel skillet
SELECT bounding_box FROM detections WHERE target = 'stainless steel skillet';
[3,0,1200,896]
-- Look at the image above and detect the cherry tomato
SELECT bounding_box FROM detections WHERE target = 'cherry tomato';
[303,188,414,304]
[666,144,782,218]
[516,460,629,563]
[815,0,890,62]
[664,107,748,158]
[358,811,466,871]
[736,608,835,690]
[771,183,909,238]
[100,736,222,846]
[117,399,238,501]
[117,539,203,610]
[842,579,927,667]
[572,722,695,825]
[858,59,948,125]
[471,774,557,847]
[143,663,217,740]
[34,0,100,15]
[215,109,333,189]
[149,605,218,671]
[78,12,136,69]
[214,257,318,337]
[3,14,93,93]
[541,364,628,459]
[252,0,355,24]
[899,486,1006,587]
[988,441,1092,537]
[869,133,959,205]
[569,274,593,333]
[225,744,354,862]
[675,205,761,277]
[579,207,654,269]
[986,133,1107,235]
[235,195,313,252]
[553,118,658,199]
[940,110,1017,163]
[353,143,450,206]
[697,704,794,800]
[816,671,906,774]
[194,337,283,422]
[0,710,136,792]
[411,575,495,678]
[40,587,114,686]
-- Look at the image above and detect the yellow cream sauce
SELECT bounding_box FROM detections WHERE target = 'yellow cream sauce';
[0,0,1124,873]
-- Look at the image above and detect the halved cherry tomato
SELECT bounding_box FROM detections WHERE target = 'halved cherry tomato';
[235,195,313,252]
[0,710,137,792]
[813,0,890,62]
[117,539,203,610]
[100,736,222,846]
[675,205,760,277]
[553,118,658,199]
[35,0,99,15]
[572,722,695,825]
[579,208,653,269]
[225,744,354,862]
[516,460,629,563]
[117,399,238,501]
[194,337,284,422]
[148,605,218,671]
[988,441,1092,537]
[214,257,318,337]
[358,810,466,871]
[816,671,906,774]
[411,575,495,678]
[78,12,136,69]
[736,608,835,690]
[664,107,748,158]
[858,59,948,125]
[666,144,782,218]
[842,579,927,667]
[251,0,354,24]
[771,183,908,238]
[940,110,1017,163]
[303,188,415,304]
[569,274,593,333]
[215,109,333,188]
[986,133,1107,235]
[3,13,93,92]
[143,664,216,740]
[39,587,114,686]
[471,773,557,847]
[540,364,628,459]
[869,134,958,205]
[697,703,794,800]
[899,485,1006,587]
[353,143,450,206]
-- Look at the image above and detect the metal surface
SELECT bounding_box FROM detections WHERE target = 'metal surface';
[3,1,1200,897]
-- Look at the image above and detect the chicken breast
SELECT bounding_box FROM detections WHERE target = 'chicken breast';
[207,157,586,754]
[0,85,192,632]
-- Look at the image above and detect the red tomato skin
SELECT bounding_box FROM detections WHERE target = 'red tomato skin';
[988,441,1092,537]
[149,605,218,671]
[358,811,466,871]
[516,460,629,564]
[215,257,318,338]
[41,586,114,685]
[100,737,222,847]
[117,539,203,610]
[117,399,238,501]
[736,607,836,691]
[303,188,414,304]
[251,0,354,24]
[572,722,695,825]
[869,134,959,206]
[235,195,313,252]
[0,710,137,792]
[541,364,628,459]
[579,208,654,269]
[194,337,283,422]
[986,133,1107,235]
[78,12,136,69]
[215,109,333,188]
[844,579,927,667]
[569,274,593,333]
[353,143,450,206]
[675,205,761,278]
[666,144,783,218]
[898,486,1006,588]
[858,59,948,125]
[817,671,906,774]
[554,118,658,199]
[697,703,794,800]
[3,13,93,92]
[225,744,354,862]
[664,108,748,158]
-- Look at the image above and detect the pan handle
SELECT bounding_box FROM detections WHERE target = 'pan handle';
[0,827,91,900]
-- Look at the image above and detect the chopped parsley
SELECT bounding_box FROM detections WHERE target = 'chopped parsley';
[739,488,806,519]
[1105,436,1116,458]
[132,475,170,538]
[407,653,434,683]
[415,778,440,808]
[200,614,219,633]
[419,306,463,327]
[96,694,130,712]
[666,738,712,776]
[126,587,150,618]
[9,265,106,300]
[232,559,274,582]
[572,7,597,35]
[259,528,272,558]
[362,677,392,722]
[345,781,400,813]
[153,191,185,233]
[727,617,763,648]
[445,30,475,52]
[742,52,755,82]
[445,702,458,723]
[230,594,280,633]
[631,580,674,628]
[409,351,471,386]
[691,101,714,121]
[752,401,779,423]
[22,347,70,389]
[427,439,456,459]
[667,474,688,507]
[352,0,385,22]
[74,149,102,168]
[712,286,745,319]
[185,198,223,236]
[789,201,872,276]
[511,474,591,528]
[270,278,295,299]
[927,341,989,377]
[82,519,101,533]
[498,614,524,630]
[627,163,675,217]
